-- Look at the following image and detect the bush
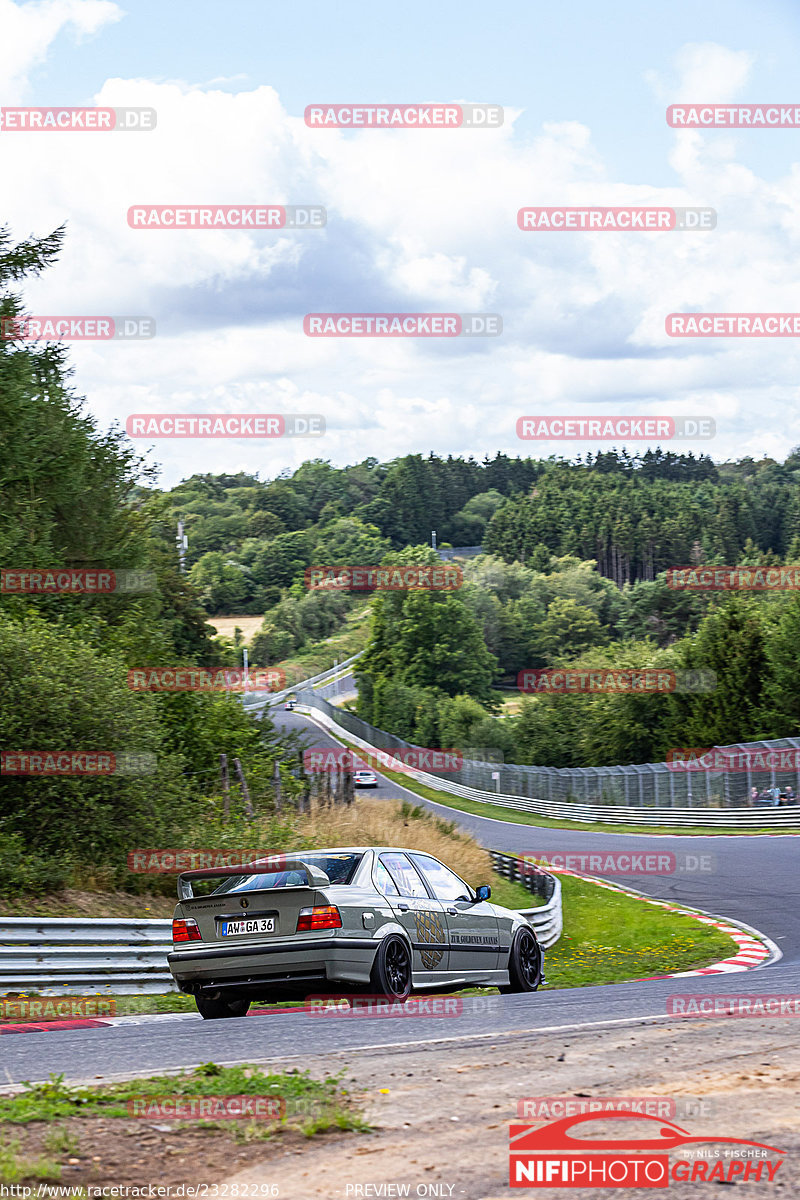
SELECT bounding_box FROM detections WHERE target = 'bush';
[0,615,187,868]
[250,624,296,666]
[0,831,66,895]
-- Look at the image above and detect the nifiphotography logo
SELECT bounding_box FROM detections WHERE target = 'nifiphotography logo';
[509,1111,785,1187]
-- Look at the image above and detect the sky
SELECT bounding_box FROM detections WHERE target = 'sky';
[3,0,800,486]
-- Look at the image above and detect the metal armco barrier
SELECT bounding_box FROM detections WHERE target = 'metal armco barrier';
[490,851,562,948]
[0,918,176,996]
[297,693,800,828]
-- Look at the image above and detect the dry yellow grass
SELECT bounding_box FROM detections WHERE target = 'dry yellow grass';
[296,797,493,887]
[206,615,264,642]
[0,888,177,918]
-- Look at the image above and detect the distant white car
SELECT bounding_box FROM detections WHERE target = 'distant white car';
[284,700,295,711]
[354,769,378,788]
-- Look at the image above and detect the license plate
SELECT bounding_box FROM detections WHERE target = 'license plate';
[221,918,276,936]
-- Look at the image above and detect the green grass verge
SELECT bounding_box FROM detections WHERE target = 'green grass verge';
[543,873,737,988]
[0,1064,368,1136]
[0,1136,60,1184]
[107,994,198,1016]
[0,1065,369,1184]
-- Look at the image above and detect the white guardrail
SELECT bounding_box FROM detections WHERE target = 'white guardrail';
[0,919,175,996]
[242,653,363,712]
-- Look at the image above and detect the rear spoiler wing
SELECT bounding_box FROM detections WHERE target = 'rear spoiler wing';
[177,858,331,900]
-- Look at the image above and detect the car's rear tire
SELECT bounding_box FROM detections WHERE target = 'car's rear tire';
[499,927,543,993]
[370,934,412,1000]
[195,994,251,1020]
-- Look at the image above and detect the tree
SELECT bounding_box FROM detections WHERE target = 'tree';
[450,490,507,543]
[528,597,606,661]
[666,596,769,748]
[391,591,497,701]
[762,596,800,736]
[312,516,391,565]
[249,531,312,589]
[188,552,252,614]
[0,224,145,569]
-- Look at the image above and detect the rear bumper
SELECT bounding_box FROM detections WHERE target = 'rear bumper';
[168,935,375,994]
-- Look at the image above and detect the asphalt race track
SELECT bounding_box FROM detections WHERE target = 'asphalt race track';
[4,702,799,1086]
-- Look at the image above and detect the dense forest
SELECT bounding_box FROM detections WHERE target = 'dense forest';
[162,446,800,613]
[484,452,800,586]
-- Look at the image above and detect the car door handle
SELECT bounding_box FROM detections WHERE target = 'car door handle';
[447,907,458,915]
[397,902,409,911]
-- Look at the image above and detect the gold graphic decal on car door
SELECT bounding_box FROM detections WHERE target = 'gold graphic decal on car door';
[414,908,446,969]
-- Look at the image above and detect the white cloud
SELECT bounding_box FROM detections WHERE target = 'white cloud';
[3,34,800,483]
[0,0,122,100]
[645,41,754,106]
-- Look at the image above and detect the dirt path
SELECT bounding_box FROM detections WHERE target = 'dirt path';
[224,1018,800,1198]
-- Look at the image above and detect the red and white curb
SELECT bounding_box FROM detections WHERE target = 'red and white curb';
[0,1016,117,1035]
[0,1004,315,1034]
[547,865,777,978]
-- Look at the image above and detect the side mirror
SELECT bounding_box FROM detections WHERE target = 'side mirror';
[475,884,491,902]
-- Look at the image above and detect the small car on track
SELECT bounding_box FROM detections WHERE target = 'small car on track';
[353,768,378,788]
[168,847,544,1019]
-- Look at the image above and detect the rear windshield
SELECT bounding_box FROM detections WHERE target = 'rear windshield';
[212,852,364,894]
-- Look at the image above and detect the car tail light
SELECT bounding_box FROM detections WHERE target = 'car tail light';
[296,905,342,932]
[173,917,202,943]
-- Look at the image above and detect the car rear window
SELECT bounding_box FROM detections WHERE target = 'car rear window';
[212,852,364,894]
